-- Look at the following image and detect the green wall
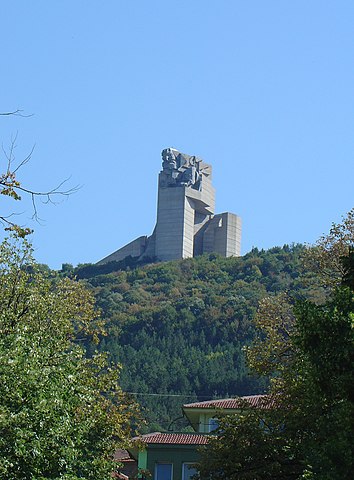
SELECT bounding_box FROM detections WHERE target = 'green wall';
[144,444,200,480]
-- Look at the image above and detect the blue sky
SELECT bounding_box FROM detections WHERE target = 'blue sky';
[1,1,353,269]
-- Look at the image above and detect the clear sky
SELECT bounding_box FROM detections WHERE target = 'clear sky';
[1,1,353,269]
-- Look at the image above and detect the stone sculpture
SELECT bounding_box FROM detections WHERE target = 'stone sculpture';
[97,148,241,264]
[161,148,202,189]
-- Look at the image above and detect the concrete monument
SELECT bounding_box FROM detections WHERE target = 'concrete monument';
[97,148,241,264]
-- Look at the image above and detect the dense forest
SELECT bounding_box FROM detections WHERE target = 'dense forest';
[62,244,322,432]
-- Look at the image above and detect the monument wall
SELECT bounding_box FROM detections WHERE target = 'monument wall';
[97,148,241,264]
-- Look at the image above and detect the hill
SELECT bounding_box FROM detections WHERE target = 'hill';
[63,244,319,431]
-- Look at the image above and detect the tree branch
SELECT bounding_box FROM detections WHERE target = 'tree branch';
[0,109,33,117]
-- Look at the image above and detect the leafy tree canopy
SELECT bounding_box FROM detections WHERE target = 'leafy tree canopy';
[0,237,138,480]
[198,209,354,480]
[66,242,319,431]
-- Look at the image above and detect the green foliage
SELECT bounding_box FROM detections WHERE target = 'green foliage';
[0,238,137,480]
[199,211,354,480]
[301,208,354,290]
[342,247,354,289]
[199,283,354,480]
[71,256,154,279]
[0,169,32,236]
[198,405,306,480]
[290,287,354,479]
[71,244,310,431]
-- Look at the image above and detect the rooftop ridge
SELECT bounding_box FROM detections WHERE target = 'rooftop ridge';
[134,432,209,446]
[183,394,269,409]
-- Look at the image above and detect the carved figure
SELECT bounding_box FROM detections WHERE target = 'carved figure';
[161,148,203,189]
[162,148,178,171]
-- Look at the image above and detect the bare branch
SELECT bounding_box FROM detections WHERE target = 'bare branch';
[14,177,80,198]
[0,109,33,118]
[13,144,35,174]
[1,112,78,236]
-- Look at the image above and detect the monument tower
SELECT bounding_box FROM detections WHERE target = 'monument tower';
[97,148,241,264]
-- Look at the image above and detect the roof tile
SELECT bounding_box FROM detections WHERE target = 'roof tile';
[183,394,271,409]
[139,432,209,445]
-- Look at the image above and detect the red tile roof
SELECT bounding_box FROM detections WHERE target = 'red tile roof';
[183,394,270,409]
[139,432,209,445]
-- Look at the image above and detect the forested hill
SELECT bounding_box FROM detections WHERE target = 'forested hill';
[63,244,315,432]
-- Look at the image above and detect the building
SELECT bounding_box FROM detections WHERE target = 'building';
[128,432,207,480]
[116,395,268,480]
[98,148,241,265]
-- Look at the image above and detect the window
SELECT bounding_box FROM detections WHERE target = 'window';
[182,463,198,480]
[208,417,219,432]
[155,463,173,480]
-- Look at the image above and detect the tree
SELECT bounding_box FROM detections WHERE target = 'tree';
[0,237,138,479]
[199,274,353,480]
[198,210,354,479]
[198,400,306,480]
[301,208,354,290]
[1,111,78,236]
[290,285,353,479]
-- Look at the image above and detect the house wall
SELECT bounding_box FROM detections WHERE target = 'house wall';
[143,445,200,480]
[184,409,219,433]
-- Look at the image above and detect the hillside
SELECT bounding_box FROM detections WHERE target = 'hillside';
[64,244,318,431]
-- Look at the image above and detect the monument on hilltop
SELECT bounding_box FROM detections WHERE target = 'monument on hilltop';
[97,148,241,264]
